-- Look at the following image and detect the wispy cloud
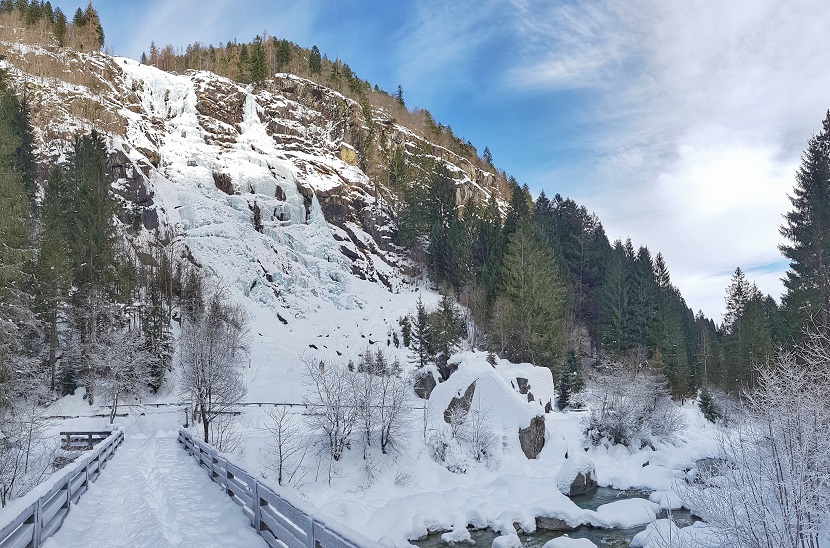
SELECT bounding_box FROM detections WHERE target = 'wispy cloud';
[393,0,508,104]
[507,0,830,320]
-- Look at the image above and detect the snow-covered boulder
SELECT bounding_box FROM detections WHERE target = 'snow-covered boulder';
[542,536,598,548]
[492,534,523,547]
[555,455,597,496]
[429,353,553,460]
[413,369,437,399]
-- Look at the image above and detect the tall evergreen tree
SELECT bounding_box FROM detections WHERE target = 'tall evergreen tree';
[67,131,121,404]
[275,39,291,72]
[496,221,566,371]
[248,35,267,86]
[35,166,73,392]
[780,111,830,339]
[410,297,432,369]
[308,45,322,74]
[52,7,67,46]
[0,84,33,407]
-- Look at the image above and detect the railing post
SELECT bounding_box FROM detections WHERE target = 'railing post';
[253,481,261,532]
[32,497,42,547]
[306,516,315,548]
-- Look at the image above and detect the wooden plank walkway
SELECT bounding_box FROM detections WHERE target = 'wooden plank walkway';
[41,431,267,548]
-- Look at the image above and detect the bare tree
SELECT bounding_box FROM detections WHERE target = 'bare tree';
[303,358,359,462]
[0,398,55,507]
[584,360,685,449]
[377,365,411,454]
[179,281,249,443]
[265,406,309,487]
[91,323,151,423]
[459,398,498,465]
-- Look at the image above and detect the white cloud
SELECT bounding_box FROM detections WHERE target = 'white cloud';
[512,0,830,320]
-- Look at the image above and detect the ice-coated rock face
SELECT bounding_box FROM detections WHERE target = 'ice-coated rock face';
[1,45,507,308]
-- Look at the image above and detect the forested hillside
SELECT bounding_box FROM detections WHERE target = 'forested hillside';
[1,0,821,419]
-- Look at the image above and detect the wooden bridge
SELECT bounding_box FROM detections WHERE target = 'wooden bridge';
[0,430,383,548]
[0,430,124,548]
[178,430,383,548]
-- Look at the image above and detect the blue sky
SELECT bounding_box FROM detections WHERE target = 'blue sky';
[53,0,830,321]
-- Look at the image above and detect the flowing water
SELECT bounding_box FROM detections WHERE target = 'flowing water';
[411,487,696,547]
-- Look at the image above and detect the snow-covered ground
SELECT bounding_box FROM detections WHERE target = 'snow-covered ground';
[43,428,268,548]
[21,273,721,547]
[0,49,726,547]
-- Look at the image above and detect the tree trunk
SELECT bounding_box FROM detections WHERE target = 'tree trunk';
[201,408,210,443]
[49,305,58,393]
[109,393,118,424]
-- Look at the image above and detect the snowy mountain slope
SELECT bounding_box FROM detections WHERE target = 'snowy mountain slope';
[0,42,726,547]
[0,43,504,317]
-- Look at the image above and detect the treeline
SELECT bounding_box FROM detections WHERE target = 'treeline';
[394,150,809,401]
[0,69,174,420]
[0,0,104,52]
[396,162,702,397]
[704,111,830,393]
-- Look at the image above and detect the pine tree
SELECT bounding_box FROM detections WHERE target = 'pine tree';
[51,6,65,45]
[67,131,122,404]
[430,293,463,378]
[275,39,291,72]
[35,166,73,392]
[388,146,406,190]
[249,35,267,86]
[0,85,33,407]
[780,111,830,339]
[600,241,627,354]
[497,221,566,371]
[308,45,322,74]
[482,146,493,166]
[395,85,404,107]
[557,351,584,409]
[410,297,432,368]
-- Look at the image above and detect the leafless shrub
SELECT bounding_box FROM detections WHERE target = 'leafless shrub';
[584,362,686,449]
[681,331,830,548]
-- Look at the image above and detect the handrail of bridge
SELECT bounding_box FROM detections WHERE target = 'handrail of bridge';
[0,428,125,548]
[178,429,384,548]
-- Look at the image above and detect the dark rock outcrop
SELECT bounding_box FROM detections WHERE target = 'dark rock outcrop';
[414,371,437,399]
[443,381,476,423]
[518,415,546,459]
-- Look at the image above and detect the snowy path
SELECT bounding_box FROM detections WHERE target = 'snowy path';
[43,430,267,548]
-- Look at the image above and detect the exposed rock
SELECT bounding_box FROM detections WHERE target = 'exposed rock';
[136,146,160,168]
[339,144,358,166]
[443,381,476,423]
[437,359,459,382]
[141,208,159,230]
[414,371,437,399]
[518,415,546,459]
[213,171,234,194]
[535,516,574,531]
[516,377,530,395]
[555,455,598,496]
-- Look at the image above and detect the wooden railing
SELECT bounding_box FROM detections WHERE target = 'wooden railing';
[59,431,111,451]
[0,429,124,548]
[178,430,384,548]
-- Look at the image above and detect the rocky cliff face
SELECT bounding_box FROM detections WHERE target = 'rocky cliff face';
[0,42,505,315]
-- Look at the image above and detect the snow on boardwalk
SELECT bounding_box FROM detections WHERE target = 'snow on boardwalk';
[43,430,267,548]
